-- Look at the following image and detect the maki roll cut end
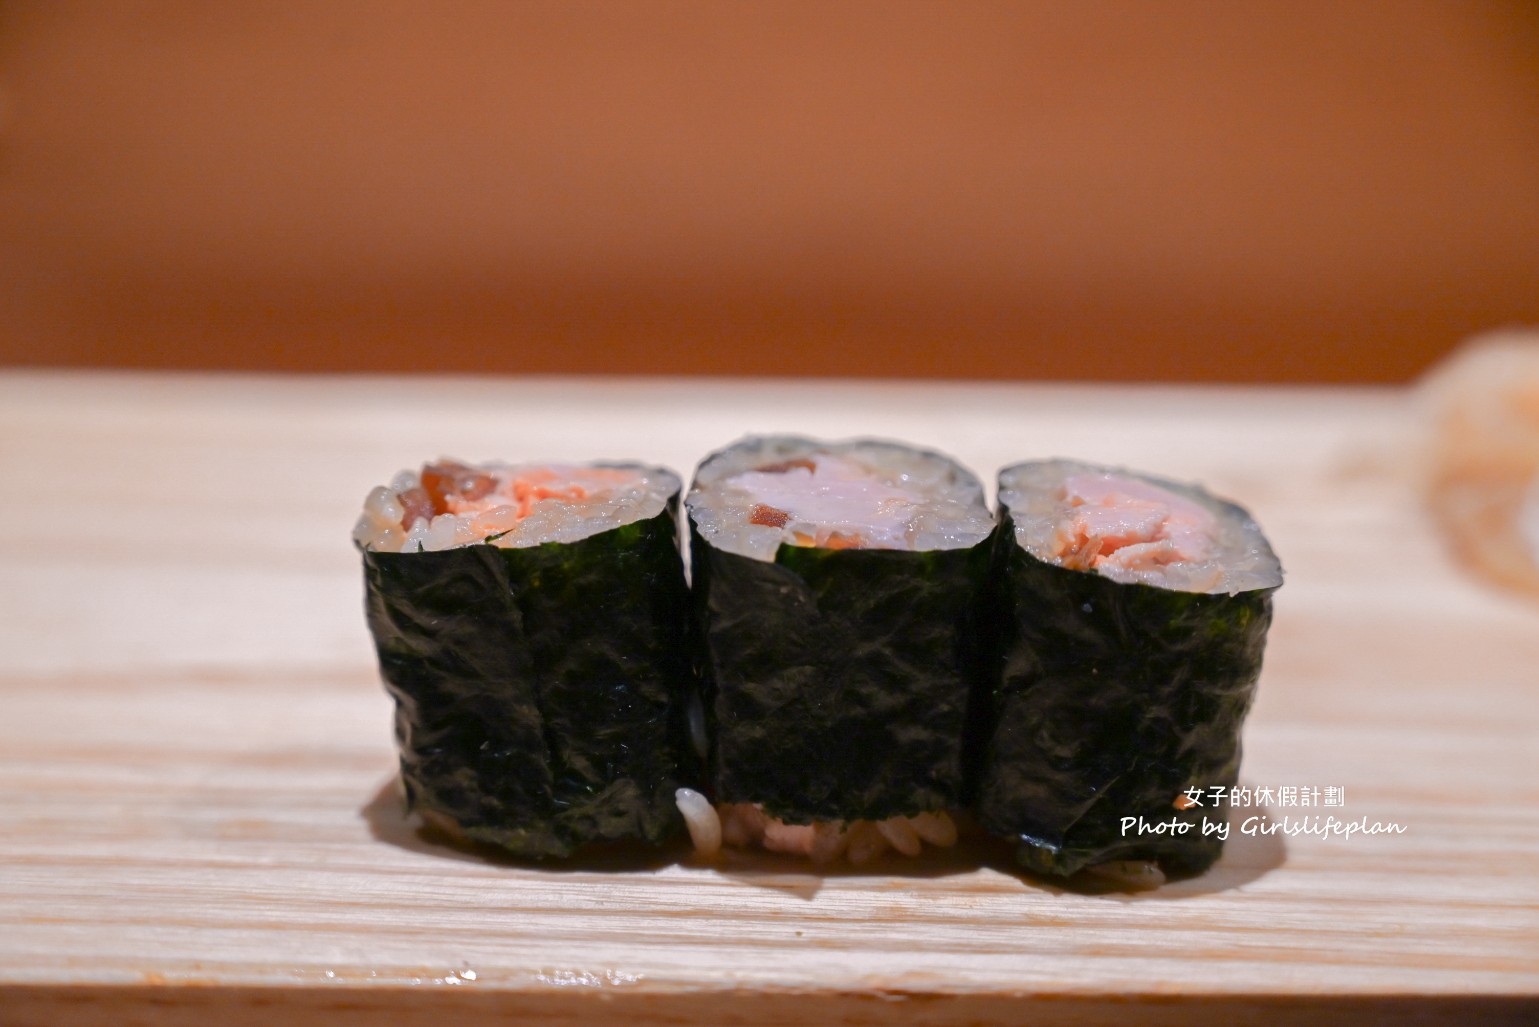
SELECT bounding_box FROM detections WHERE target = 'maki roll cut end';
[685,436,995,863]
[357,458,698,859]
[353,458,679,554]
[976,459,1282,881]
[1001,460,1281,596]
[686,435,997,562]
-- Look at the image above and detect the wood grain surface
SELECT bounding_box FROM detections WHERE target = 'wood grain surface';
[1,371,1536,1024]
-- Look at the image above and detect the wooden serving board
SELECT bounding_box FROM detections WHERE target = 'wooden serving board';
[2,371,1536,1025]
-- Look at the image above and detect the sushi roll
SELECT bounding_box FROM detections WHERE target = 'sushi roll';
[974,459,1282,880]
[683,436,996,862]
[354,459,697,859]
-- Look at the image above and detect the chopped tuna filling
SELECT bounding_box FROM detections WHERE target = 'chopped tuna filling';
[1052,472,1217,573]
[749,503,790,528]
[730,455,917,549]
[708,803,960,863]
[397,485,435,530]
[354,460,675,553]
[755,458,817,474]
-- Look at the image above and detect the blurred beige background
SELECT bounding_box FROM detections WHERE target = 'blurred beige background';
[1,0,1536,382]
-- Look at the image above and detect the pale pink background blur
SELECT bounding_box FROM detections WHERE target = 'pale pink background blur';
[2,1,1537,382]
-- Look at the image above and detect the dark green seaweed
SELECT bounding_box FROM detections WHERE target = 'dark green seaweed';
[974,507,1277,877]
[362,504,697,859]
[691,523,992,824]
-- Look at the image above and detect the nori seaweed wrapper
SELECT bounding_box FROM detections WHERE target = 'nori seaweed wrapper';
[973,465,1280,877]
[687,439,995,824]
[361,497,697,859]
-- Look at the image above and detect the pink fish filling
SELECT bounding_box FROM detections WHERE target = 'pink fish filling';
[1052,472,1218,575]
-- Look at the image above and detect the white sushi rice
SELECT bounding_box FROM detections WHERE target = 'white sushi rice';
[353,460,679,553]
[1002,459,1283,594]
[673,788,722,858]
[687,436,995,562]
